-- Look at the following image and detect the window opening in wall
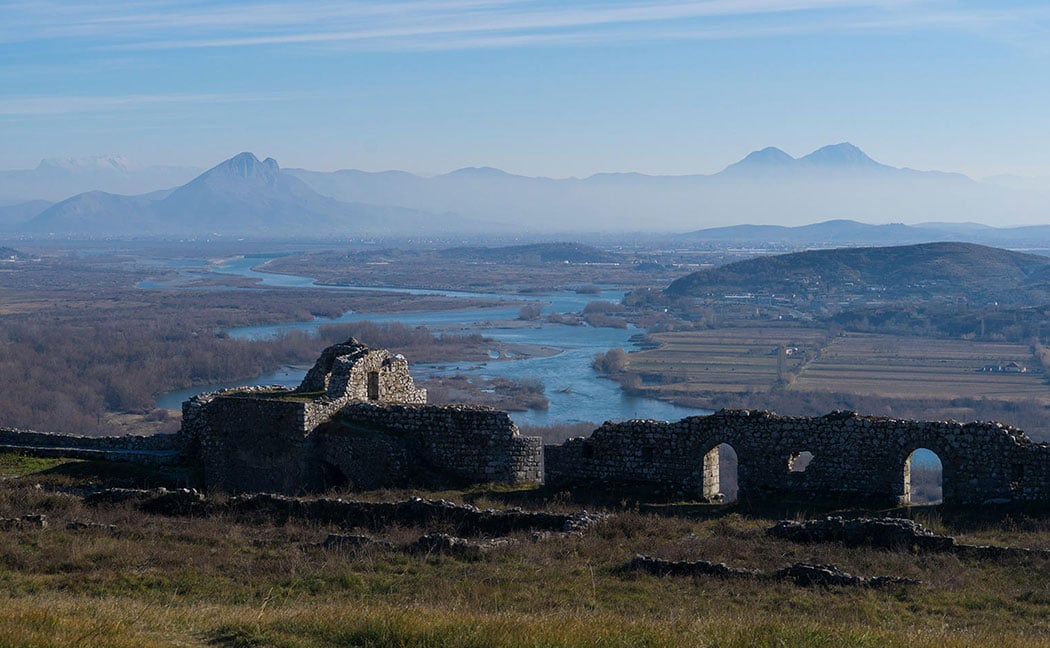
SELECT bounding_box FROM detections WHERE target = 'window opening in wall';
[1010,463,1025,492]
[367,371,380,401]
[904,448,943,505]
[788,451,814,473]
[702,443,738,503]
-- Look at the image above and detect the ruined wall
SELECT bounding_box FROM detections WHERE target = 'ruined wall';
[181,389,541,494]
[298,338,426,405]
[315,402,542,490]
[545,410,1050,505]
[181,387,346,493]
[0,427,180,464]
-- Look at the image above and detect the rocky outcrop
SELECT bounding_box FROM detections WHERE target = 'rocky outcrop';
[766,516,1050,560]
[627,555,759,579]
[767,517,955,552]
[627,555,919,588]
[774,563,919,588]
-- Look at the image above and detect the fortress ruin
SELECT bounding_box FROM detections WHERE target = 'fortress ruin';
[178,338,543,493]
[2,338,1050,505]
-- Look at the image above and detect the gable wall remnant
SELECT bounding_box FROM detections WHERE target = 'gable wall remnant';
[298,338,425,405]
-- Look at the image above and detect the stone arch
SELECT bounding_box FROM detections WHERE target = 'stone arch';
[702,442,739,502]
[903,447,943,505]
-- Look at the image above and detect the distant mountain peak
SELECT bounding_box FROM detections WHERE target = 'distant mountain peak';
[445,166,512,178]
[36,155,132,173]
[799,142,882,168]
[720,146,796,174]
[744,146,795,164]
[196,152,280,184]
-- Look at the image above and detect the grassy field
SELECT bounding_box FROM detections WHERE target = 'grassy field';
[625,327,830,396]
[622,328,1050,416]
[792,333,1048,402]
[4,454,1050,646]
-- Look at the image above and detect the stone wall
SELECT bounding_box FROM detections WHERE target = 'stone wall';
[545,410,1050,505]
[181,389,541,494]
[315,403,543,489]
[0,427,180,464]
[181,387,347,493]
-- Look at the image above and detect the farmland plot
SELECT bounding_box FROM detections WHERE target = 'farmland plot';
[790,333,1048,402]
[626,328,829,395]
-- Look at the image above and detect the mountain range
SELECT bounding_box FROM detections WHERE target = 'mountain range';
[0,155,201,204]
[15,153,448,237]
[1,144,1048,238]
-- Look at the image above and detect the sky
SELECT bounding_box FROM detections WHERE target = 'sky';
[2,0,1050,179]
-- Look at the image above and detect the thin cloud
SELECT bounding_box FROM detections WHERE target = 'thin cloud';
[0,92,278,116]
[5,0,1049,54]
[5,0,917,49]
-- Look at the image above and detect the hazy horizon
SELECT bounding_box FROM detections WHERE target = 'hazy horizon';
[5,2,1050,181]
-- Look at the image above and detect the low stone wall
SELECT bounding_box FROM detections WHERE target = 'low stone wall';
[544,409,1050,505]
[0,427,180,464]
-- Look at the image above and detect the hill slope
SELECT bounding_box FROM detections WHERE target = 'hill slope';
[666,242,1050,306]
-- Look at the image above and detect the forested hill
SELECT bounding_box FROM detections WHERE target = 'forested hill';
[439,242,622,264]
[665,242,1050,306]
[0,247,26,260]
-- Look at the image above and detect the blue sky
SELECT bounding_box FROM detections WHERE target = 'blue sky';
[2,0,1050,178]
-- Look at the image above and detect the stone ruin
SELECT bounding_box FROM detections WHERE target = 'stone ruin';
[6,338,1050,505]
[544,409,1050,505]
[178,337,542,493]
[297,338,427,405]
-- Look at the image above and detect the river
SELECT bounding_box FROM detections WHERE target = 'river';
[152,255,707,426]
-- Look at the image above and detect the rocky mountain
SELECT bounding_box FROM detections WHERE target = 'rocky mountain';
[665,242,1050,307]
[6,144,1050,236]
[20,153,449,237]
[286,143,1036,231]
[0,156,200,203]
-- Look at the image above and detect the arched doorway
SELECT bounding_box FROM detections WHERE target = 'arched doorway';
[703,443,739,502]
[904,448,943,505]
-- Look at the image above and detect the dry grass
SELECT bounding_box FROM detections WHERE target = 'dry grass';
[3,454,1050,646]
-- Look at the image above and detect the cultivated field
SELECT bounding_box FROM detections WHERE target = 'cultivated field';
[625,327,830,396]
[793,333,1048,402]
[626,328,1049,403]
[618,327,1050,436]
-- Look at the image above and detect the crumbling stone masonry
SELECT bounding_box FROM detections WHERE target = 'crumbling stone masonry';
[7,339,1050,506]
[544,409,1050,505]
[179,338,542,493]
